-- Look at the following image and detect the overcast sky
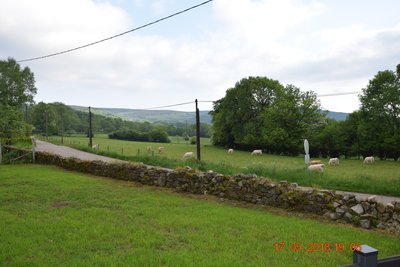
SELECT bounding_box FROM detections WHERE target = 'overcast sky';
[1,0,399,112]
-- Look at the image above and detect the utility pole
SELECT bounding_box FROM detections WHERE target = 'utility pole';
[61,122,64,144]
[44,109,48,140]
[88,106,93,147]
[195,99,201,161]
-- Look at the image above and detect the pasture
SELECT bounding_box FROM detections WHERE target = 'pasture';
[45,135,400,196]
[1,164,399,266]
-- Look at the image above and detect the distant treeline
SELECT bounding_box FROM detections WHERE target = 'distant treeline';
[109,130,170,143]
[27,102,212,138]
[211,73,400,160]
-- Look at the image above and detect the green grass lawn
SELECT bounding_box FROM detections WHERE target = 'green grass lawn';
[0,164,399,267]
[43,135,400,196]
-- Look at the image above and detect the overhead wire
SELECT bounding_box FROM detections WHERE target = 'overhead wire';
[139,101,194,110]
[136,90,362,110]
[317,91,361,97]
[16,0,213,63]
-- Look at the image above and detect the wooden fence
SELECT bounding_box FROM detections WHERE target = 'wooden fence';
[0,138,36,164]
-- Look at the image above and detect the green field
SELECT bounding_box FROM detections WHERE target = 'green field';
[1,164,399,266]
[44,135,400,197]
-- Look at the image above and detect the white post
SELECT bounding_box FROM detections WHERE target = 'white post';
[304,139,310,164]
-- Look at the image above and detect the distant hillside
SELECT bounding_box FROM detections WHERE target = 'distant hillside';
[69,106,348,123]
[325,111,349,121]
[69,106,212,124]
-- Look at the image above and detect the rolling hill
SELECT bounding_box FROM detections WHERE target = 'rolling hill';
[69,105,348,124]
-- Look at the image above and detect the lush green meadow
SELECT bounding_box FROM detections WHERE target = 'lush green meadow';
[44,135,400,197]
[1,164,399,267]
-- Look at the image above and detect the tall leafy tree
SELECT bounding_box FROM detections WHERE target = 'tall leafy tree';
[0,58,37,140]
[262,85,323,155]
[0,104,26,139]
[359,64,400,160]
[30,102,58,135]
[211,76,323,155]
[211,76,284,149]
[0,58,37,107]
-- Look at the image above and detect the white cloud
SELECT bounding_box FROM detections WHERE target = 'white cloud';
[0,0,399,113]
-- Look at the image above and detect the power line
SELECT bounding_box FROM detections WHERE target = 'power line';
[317,91,361,97]
[17,0,213,63]
[141,91,362,110]
[198,91,362,103]
[140,101,194,110]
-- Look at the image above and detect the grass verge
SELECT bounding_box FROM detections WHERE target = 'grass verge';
[1,164,399,266]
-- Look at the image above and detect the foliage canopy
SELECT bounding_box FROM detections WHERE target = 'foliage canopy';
[210,76,323,155]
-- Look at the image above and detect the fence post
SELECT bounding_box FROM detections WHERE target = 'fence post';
[195,99,201,161]
[31,137,36,164]
[353,245,378,267]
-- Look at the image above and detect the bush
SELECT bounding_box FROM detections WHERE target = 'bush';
[190,136,196,145]
[109,129,170,143]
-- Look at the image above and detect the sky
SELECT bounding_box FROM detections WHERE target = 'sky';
[1,0,400,113]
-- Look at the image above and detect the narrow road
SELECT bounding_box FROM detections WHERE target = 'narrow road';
[35,140,400,204]
[35,140,122,163]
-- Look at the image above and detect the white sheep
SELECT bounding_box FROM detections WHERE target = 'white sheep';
[147,146,153,154]
[92,144,99,150]
[328,158,339,166]
[363,156,375,164]
[158,147,164,154]
[183,152,194,159]
[251,149,262,155]
[228,148,234,154]
[308,160,322,165]
[307,164,325,173]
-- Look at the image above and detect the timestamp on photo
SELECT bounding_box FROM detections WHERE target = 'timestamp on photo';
[273,242,362,253]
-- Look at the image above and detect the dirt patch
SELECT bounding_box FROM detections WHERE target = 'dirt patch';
[51,201,72,208]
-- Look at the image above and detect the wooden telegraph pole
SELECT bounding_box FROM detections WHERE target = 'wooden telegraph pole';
[88,106,93,147]
[45,109,48,140]
[195,99,201,161]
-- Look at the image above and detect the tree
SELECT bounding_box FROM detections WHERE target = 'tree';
[262,85,323,155]
[30,102,57,135]
[50,102,79,138]
[309,119,345,158]
[210,76,324,155]
[0,58,37,140]
[211,76,284,149]
[0,104,26,139]
[359,64,400,160]
[0,58,37,107]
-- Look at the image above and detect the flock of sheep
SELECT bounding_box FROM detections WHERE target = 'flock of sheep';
[306,156,375,173]
[179,148,376,171]
[183,147,376,174]
[117,146,376,173]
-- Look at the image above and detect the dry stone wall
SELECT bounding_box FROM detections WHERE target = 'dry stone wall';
[35,151,400,234]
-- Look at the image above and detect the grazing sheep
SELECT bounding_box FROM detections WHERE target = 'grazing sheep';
[183,152,194,159]
[158,147,164,154]
[363,156,375,164]
[147,146,153,154]
[228,148,234,154]
[308,160,322,165]
[251,149,262,155]
[92,144,99,150]
[328,158,339,166]
[307,164,325,173]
